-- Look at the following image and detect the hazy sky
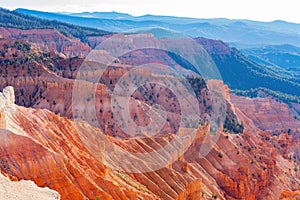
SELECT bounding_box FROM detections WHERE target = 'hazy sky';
[0,0,299,23]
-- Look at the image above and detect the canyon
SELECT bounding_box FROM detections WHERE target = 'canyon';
[0,24,299,200]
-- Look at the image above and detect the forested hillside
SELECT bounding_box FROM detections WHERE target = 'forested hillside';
[0,8,110,42]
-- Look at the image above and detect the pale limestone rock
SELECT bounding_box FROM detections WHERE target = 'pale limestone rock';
[3,86,15,107]
[0,86,16,129]
[0,172,60,200]
[0,86,15,110]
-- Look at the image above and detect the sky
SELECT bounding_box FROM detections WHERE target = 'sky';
[0,0,299,23]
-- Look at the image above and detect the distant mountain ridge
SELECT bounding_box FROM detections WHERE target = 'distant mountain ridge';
[15,8,300,47]
[69,11,134,20]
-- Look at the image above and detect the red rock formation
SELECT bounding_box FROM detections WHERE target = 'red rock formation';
[195,37,231,55]
[176,179,201,200]
[87,35,111,48]
[280,189,300,200]
[230,94,300,134]
[0,27,91,57]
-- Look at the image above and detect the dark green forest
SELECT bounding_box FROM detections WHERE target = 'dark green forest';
[0,8,110,42]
